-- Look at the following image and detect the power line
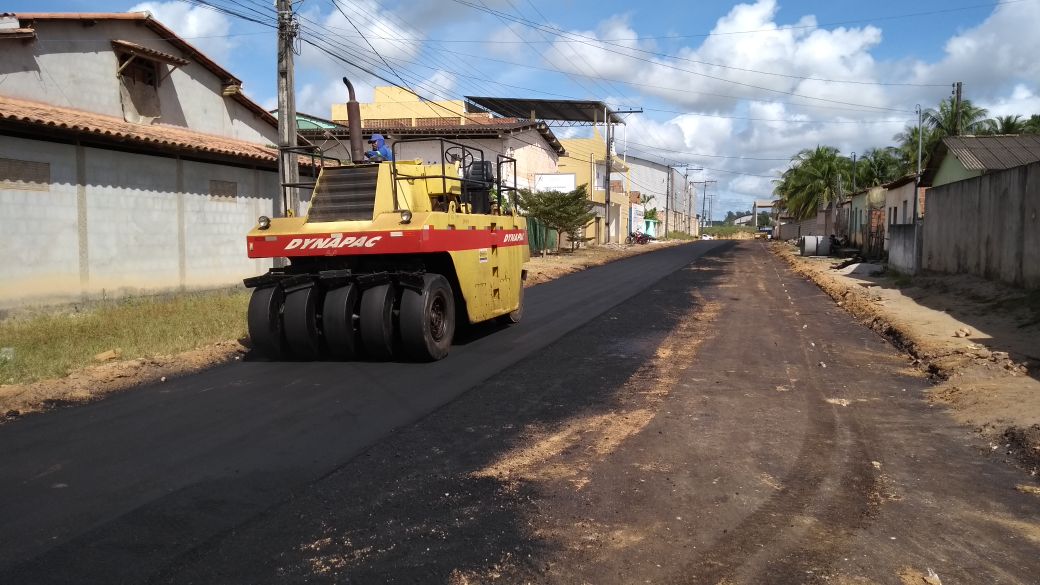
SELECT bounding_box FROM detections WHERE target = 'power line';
[445,0,915,110]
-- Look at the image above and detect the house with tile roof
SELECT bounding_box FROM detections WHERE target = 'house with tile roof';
[314,86,564,194]
[0,12,287,306]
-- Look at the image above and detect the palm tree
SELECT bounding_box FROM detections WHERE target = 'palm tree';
[924,96,991,136]
[893,124,940,175]
[1022,114,1040,134]
[856,147,903,187]
[773,146,852,220]
[982,114,1025,135]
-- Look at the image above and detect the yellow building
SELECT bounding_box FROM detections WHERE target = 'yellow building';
[331,86,492,128]
[559,129,630,244]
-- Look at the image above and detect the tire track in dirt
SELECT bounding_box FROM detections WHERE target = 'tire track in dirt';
[471,284,722,494]
[670,244,882,584]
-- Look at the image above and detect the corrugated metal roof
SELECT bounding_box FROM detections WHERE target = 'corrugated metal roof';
[0,95,279,163]
[465,97,624,124]
[943,135,1040,171]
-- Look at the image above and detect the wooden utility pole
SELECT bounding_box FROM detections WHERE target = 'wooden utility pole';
[952,81,963,136]
[277,0,300,217]
[604,121,613,244]
[664,166,671,236]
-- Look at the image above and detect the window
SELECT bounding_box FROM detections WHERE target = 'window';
[902,201,908,224]
[0,157,49,191]
[118,53,159,88]
[209,180,238,201]
[117,52,161,122]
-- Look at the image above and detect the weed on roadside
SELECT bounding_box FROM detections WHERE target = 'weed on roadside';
[0,289,249,385]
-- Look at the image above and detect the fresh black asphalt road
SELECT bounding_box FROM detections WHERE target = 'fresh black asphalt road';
[0,240,729,582]
[2,241,1038,584]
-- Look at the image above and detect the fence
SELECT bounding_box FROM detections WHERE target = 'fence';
[888,223,921,275]
[526,217,558,254]
[922,160,1040,289]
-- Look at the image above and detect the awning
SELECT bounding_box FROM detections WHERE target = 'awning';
[111,39,189,66]
[465,97,625,126]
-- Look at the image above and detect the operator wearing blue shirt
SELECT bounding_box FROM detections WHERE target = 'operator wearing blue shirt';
[365,134,393,161]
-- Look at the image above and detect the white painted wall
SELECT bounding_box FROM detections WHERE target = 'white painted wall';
[0,136,80,302]
[0,136,278,307]
[0,20,277,144]
[626,156,668,208]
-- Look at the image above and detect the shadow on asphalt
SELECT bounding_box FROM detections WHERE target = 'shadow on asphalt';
[157,247,736,584]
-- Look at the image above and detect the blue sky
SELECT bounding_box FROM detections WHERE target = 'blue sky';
[13,0,1040,213]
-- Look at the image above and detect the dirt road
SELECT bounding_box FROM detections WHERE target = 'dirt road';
[1,242,1037,584]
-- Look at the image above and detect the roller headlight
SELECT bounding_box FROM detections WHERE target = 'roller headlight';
[400,210,413,224]
[257,215,271,230]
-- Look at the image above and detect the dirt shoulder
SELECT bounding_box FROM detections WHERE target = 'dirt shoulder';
[772,242,1040,470]
[0,241,684,421]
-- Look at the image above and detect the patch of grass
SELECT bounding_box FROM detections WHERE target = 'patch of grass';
[0,289,250,385]
[665,230,696,241]
[703,225,757,238]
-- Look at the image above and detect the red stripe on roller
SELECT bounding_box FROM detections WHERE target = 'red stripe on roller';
[247,228,527,258]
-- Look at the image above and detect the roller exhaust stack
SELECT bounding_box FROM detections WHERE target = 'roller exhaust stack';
[342,77,365,163]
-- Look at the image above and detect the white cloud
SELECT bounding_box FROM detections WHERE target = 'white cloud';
[129,2,235,63]
[915,1,1040,96]
[537,0,1040,216]
[980,85,1040,119]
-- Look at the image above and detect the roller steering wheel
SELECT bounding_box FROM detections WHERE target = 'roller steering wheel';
[444,146,474,169]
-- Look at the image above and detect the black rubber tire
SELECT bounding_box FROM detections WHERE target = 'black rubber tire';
[400,274,455,361]
[360,283,396,360]
[283,283,323,359]
[247,285,286,360]
[323,283,361,360]
[625,235,634,244]
[501,281,523,324]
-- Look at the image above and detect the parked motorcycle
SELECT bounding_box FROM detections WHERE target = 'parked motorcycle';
[626,231,651,245]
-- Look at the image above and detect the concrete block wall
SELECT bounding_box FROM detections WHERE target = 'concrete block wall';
[0,137,81,302]
[776,217,822,240]
[0,136,278,308]
[922,161,1040,289]
[888,224,921,275]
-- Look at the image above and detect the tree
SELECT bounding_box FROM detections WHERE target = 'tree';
[893,123,940,175]
[924,96,991,136]
[983,114,1026,134]
[757,211,772,227]
[517,184,597,251]
[856,147,903,187]
[1025,115,1040,134]
[773,146,852,220]
[723,210,751,225]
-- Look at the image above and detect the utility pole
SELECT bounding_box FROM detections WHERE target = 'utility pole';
[952,81,963,136]
[665,163,689,238]
[277,0,300,217]
[665,167,671,235]
[604,124,613,244]
[691,179,716,229]
[601,107,640,244]
[851,151,857,193]
[914,104,923,221]
[682,166,702,233]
